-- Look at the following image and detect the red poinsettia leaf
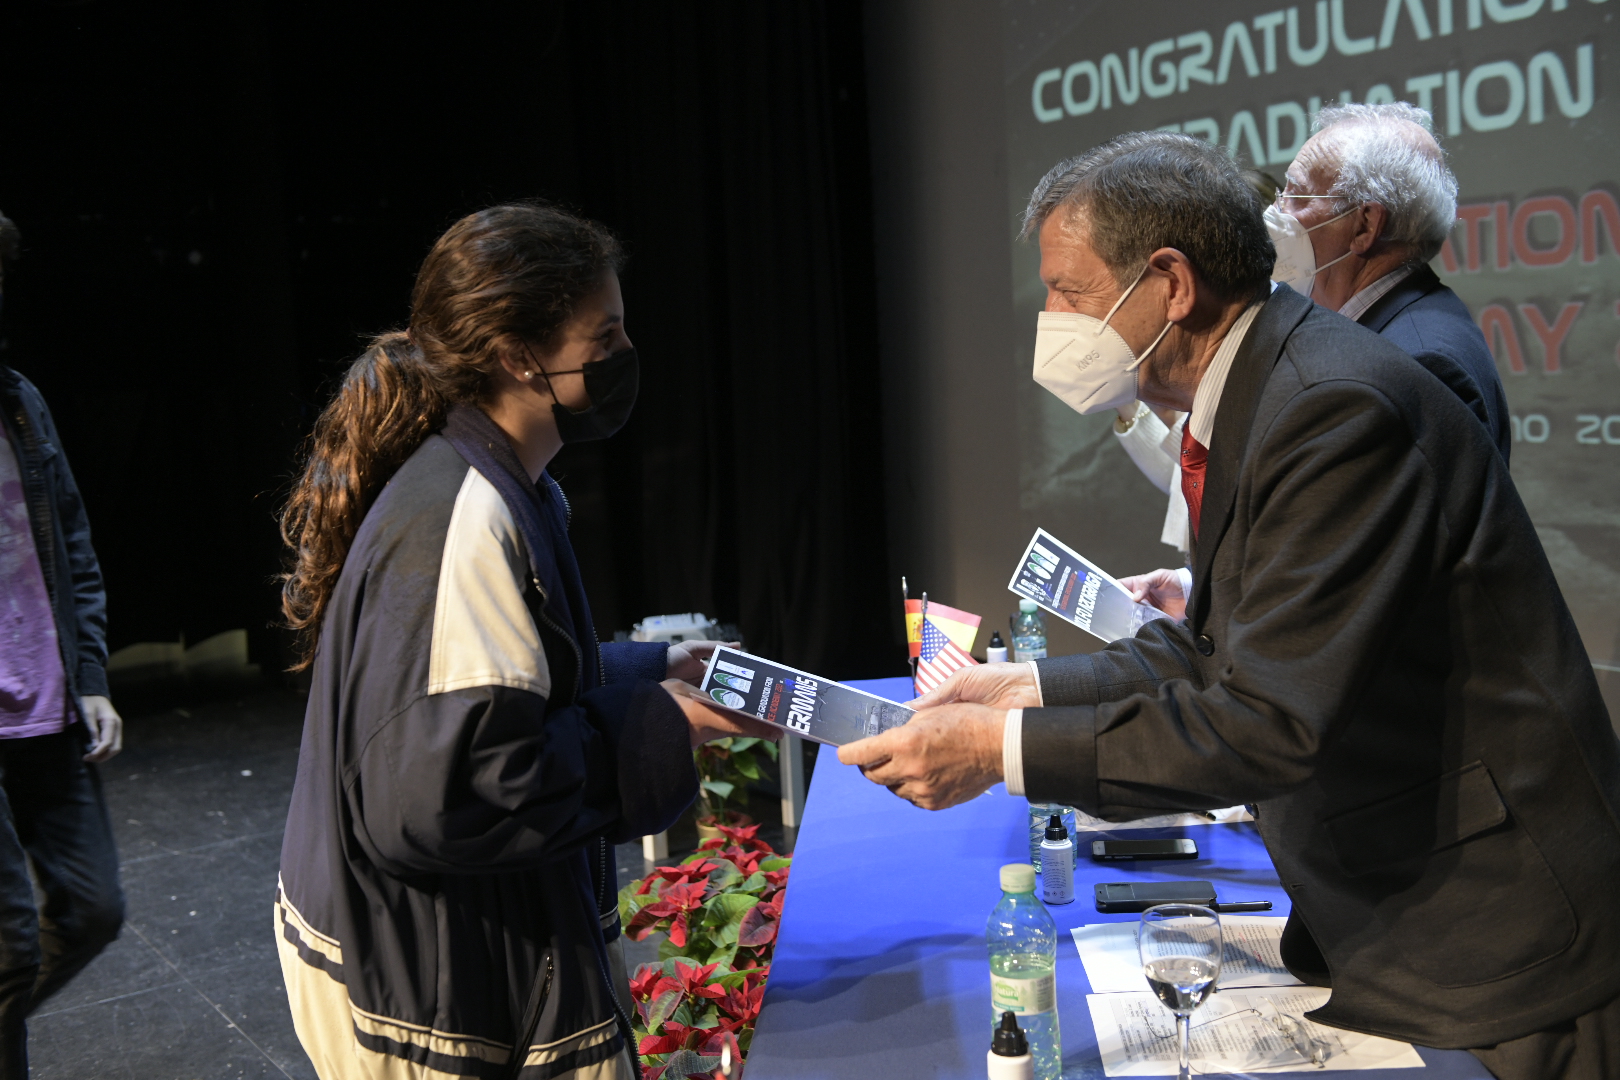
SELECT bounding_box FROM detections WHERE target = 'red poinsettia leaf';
[639,1032,685,1055]
[669,911,689,948]
[629,963,674,1002]
[673,960,717,987]
[736,903,778,948]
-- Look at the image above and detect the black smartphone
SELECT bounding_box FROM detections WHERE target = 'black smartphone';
[1091,838,1198,861]
[1094,880,1218,913]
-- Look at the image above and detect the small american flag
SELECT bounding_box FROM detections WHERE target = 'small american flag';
[915,616,978,695]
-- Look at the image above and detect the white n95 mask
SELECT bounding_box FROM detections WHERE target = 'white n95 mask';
[1265,202,1357,297]
[1032,265,1173,416]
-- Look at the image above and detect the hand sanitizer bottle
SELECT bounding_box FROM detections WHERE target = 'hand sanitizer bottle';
[986,631,1009,664]
[1039,815,1074,905]
[988,1010,1034,1080]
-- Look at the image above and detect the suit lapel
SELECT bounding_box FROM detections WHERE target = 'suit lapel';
[1357,265,1438,333]
[1186,286,1314,630]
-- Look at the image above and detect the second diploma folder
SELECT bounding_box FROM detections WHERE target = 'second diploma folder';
[697,647,913,747]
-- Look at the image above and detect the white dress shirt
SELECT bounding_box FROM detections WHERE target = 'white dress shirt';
[1114,404,1190,555]
[1005,293,1269,798]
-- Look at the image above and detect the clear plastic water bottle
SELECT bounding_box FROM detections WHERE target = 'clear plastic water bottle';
[1011,600,1047,663]
[988,864,1061,1080]
[1027,803,1078,873]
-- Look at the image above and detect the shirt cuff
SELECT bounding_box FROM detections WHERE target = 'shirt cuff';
[1027,660,1044,706]
[1002,709,1025,797]
[1175,566,1193,599]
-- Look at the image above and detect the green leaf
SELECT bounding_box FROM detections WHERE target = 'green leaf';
[758,856,792,873]
[700,779,736,801]
[761,740,779,761]
[705,861,743,895]
[713,969,754,990]
[737,871,767,895]
[658,935,697,963]
[664,1049,722,1079]
[733,754,762,780]
[646,988,682,1033]
[700,892,761,947]
[617,883,644,928]
[729,737,761,752]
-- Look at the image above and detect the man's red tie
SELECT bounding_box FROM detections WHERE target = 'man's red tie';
[1180,424,1208,540]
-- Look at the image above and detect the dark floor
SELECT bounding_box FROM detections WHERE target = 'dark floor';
[26,686,804,1078]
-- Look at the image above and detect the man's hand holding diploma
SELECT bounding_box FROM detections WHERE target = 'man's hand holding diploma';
[837,663,1044,809]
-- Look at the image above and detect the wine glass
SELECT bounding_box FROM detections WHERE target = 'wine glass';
[1138,904,1222,1080]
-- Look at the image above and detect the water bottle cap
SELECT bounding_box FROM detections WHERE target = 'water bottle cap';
[1019,599,1038,613]
[991,1010,1030,1056]
[1044,813,1067,841]
[1000,863,1036,893]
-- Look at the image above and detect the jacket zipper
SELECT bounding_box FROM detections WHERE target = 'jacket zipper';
[529,573,583,703]
[596,838,637,1060]
[503,952,554,1080]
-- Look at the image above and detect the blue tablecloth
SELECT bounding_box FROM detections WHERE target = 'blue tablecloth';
[744,676,1492,1079]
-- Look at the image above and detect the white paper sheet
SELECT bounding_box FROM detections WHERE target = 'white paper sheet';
[1071,804,1254,832]
[1074,917,1303,994]
[1088,986,1426,1074]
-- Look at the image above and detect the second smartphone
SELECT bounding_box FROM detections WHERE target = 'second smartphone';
[1090,838,1198,861]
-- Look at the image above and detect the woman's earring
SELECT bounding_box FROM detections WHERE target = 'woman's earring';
[523,371,533,380]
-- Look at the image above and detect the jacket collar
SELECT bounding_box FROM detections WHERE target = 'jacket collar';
[1356,264,1440,333]
[438,403,601,693]
[1186,284,1315,630]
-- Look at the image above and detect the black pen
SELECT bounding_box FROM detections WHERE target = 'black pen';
[1212,900,1273,913]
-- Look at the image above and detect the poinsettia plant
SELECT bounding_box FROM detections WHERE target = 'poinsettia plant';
[693,737,778,826]
[619,823,791,1079]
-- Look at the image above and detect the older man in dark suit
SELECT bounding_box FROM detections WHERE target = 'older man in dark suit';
[840,133,1620,1079]
[1282,100,1511,462]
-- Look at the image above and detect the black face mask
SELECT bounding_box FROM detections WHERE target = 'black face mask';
[543,348,639,443]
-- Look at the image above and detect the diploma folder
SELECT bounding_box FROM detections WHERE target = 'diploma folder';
[698,648,914,747]
[1008,527,1170,643]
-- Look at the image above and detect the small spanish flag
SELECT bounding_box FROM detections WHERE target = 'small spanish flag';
[905,599,981,658]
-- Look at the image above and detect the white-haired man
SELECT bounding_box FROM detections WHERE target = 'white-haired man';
[1271,101,1508,458]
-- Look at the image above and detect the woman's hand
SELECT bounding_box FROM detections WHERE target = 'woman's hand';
[665,640,740,686]
[1118,567,1188,620]
[662,680,782,748]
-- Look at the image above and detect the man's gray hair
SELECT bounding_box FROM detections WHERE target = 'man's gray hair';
[1022,132,1275,302]
[1311,101,1458,263]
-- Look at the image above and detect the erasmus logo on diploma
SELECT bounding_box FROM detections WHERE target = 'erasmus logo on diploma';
[698,647,913,747]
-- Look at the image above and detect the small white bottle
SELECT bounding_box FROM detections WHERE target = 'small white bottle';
[988,1010,1034,1080]
[1039,815,1074,905]
[986,631,1009,664]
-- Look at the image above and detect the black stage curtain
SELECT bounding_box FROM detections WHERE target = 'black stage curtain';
[0,1,898,679]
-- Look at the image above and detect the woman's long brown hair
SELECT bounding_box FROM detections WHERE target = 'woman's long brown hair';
[279,203,622,670]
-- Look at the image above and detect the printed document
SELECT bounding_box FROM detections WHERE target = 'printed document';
[1068,804,1254,833]
[1074,917,1302,994]
[1088,987,1425,1074]
[698,648,913,747]
[1008,528,1170,642]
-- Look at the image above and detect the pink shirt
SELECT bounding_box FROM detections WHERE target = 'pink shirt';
[0,423,69,738]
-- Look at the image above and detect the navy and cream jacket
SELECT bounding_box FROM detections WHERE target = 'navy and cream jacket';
[277,404,697,1080]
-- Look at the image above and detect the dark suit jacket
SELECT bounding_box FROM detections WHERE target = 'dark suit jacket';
[1024,285,1620,1050]
[1359,264,1512,463]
